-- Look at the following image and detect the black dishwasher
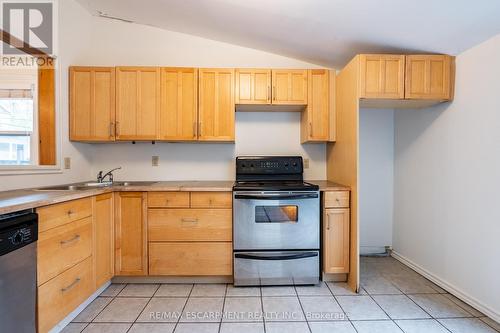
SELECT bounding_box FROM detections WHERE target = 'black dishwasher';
[0,210,38,333]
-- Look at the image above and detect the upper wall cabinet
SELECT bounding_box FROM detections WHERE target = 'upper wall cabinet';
[272,69,308,105]
[198,68,235,142]
[115,67,160,140]
[70,67,115,141]
[301,69,334,142]
[235,69,271,104]
[405,55,453,100]
[159,67,198,141]
[359,55,405,99]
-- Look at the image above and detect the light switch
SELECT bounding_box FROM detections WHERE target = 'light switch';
[152,156,159,167]
[64,157,71,169]
[304,158,310,169]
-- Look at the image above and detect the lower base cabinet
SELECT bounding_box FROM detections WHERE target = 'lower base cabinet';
[323,191,350,274]
[149,242,232,275]
[37,257,94,333]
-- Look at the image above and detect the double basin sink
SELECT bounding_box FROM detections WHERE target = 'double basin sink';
[34,181,158,191]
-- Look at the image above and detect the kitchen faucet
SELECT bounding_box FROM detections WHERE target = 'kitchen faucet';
[97,167,122,183]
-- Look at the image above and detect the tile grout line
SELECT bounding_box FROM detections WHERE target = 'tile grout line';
[365,291,406,333]
[172,283,194,332]
[260,285,267,333]
[124,283,162,333]
[218,283,228,333]
[85,283,128,325]
[293,284,312,333]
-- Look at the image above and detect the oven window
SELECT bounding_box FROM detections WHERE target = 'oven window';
[255,206,298,223]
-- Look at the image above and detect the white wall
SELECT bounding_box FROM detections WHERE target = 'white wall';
[84,14,327,181]
[393,34,500,320]
[359,108,394,254]
[1,0,95,191]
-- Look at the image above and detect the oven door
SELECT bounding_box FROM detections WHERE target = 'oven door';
[234,250,319,286]
[233,191,320,250]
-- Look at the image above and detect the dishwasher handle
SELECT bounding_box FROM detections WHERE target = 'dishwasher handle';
[235,252,318,261]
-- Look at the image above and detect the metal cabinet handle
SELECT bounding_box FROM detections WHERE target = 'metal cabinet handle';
[61,277,81,292]
[116,121,120,136]
[109,122,114,137]
[60,234,80,246]
[326,215,331,230]
[198,122,202,137]
[272,86,276,101]
[181,218,198,224]
[67,210,74,215]
[309,123,313,136]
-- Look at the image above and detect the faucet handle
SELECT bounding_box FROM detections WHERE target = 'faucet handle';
[97,171,103,182]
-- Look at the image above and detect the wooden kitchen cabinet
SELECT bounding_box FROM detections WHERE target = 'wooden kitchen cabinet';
[159,67,198,140]
[115,67,160,140]
[198,68,235,141]
[301,69,332,142]
[272,69,308,105]
[405,55,453,100]
[94,193,114,288]
[359,54,405,99]
[114,192,148,275]
[235,68,271,104]
[323,207,350,274]
[69,67,116,141]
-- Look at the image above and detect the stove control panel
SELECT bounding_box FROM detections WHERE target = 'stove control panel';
[236,156,303,175]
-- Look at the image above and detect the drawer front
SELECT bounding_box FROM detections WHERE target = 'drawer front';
[37,256,93,333]
[38,217,93,286]
[149,242,232,276]
[148,209,232,241]
[148,192,190,208]
[190,192,232,208]
[324,191,350,208]
[37,197,92,232]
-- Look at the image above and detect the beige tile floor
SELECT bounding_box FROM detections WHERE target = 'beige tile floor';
[62,257,499,333]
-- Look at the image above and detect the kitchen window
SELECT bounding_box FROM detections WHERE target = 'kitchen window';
[0,76,38,166]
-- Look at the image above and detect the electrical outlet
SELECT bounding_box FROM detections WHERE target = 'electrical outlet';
[304,158,310,169]
[64,157,71,169]
[152,156,159,167]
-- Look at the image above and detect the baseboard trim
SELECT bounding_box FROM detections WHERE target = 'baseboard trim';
[391,251,500,323]
[48,281,111,333]
[112,275,233,284]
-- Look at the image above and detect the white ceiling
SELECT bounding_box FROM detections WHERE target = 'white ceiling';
[76,0,500,68]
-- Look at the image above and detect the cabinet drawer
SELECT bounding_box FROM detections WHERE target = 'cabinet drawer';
[148,192,190,208]
[38,217,92,286]
[190,192,232,208]
[149,242,232,276]
[37,197,92,232]
[324,191,350,208]
[148,209,232,241]
[37,256,93,333]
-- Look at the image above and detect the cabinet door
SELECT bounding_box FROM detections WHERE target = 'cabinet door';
[114,192,147,275]
[70,67,115,141]
[159,67,198,140]
[405,55,453,100]
[94,193,114,287]
[359,55,405,99]
[301,69,330,142]
[271,69,307,105]
[235,69,271,104]
[116,67,160,140]
[323,208,350,274]
[198,68,235,141]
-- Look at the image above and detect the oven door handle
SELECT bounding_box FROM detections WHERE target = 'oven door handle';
[234,252,318,261]
[234,193,319,200]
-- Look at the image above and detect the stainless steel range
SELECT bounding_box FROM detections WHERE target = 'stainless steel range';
[233,156,320,286]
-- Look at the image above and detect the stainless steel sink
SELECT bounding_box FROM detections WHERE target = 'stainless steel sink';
[34,181,157,191]
[112,181,158,186]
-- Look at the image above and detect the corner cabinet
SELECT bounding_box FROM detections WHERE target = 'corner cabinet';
[69,67,116,141]
[405,55,454,100]
[94,193,114,288]
[114,192,148,276]
[115,67,160,140]
[323,191,350,274]
[159,67,198,141]
[198,68,235,141]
